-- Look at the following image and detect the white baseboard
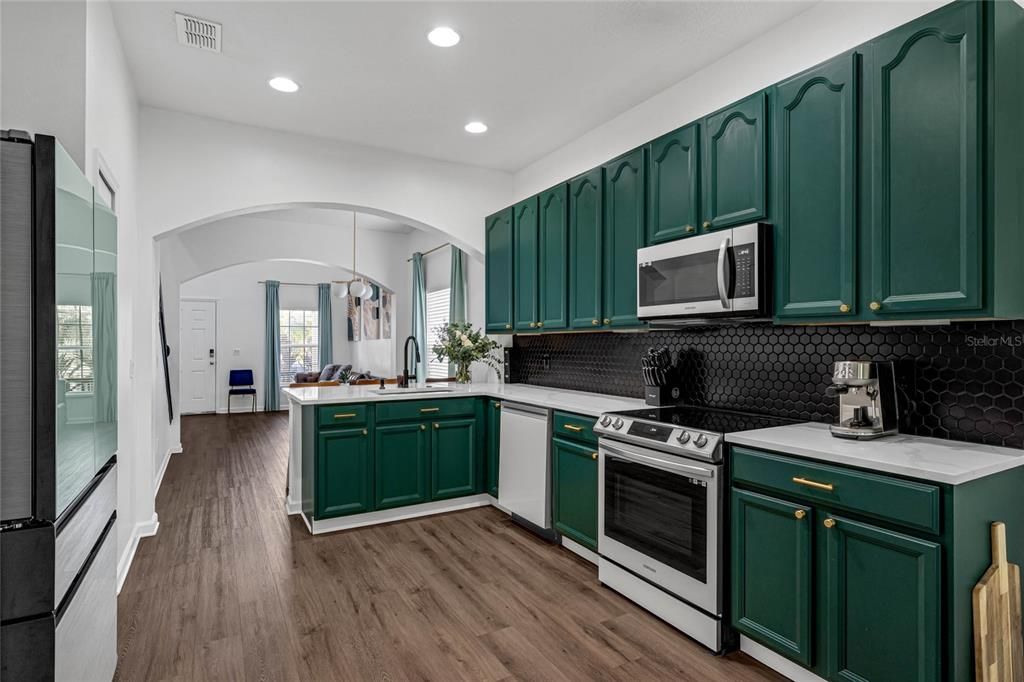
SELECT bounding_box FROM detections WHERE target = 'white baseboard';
[116,513,160,594]
[560,536,598,565]
[153,443,181,496]
[740,635,827,682]
[285,495,301,515]
[308,495,491,534]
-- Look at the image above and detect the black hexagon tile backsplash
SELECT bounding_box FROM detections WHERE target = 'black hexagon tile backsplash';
[512,320,1024,449]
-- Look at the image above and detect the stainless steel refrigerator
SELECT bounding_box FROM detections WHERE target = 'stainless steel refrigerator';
[1,132,118,681]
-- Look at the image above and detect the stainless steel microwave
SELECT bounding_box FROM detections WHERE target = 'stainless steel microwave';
[636,222,771,321]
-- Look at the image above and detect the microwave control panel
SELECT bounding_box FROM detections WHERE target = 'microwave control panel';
[733,243,755,297]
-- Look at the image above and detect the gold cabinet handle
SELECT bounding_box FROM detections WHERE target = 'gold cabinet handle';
[333,412,358,419]
[592,319,600,326]
[419,407,440,413]
[434,423,440,429]
[794,509,806,520]
[839,303,850,313]
[824,518,836,529]
[792,476,834,492]
[869,301,881,311]
[563,424,585,432]
[603,318,611,325]
[420,424,426,431]
[591,452,598,461]
[685,224,695,234]
[702,221,712,230]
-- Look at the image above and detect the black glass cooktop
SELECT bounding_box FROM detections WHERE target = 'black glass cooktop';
[613,405,799,435]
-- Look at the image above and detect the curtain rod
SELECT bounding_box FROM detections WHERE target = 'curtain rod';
[406,242,451,262]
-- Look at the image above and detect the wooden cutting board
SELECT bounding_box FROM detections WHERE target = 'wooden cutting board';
[974,522,1024,681]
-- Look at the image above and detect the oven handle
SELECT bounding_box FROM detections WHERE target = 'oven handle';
[600,442,716,480]
[717,236,731,309]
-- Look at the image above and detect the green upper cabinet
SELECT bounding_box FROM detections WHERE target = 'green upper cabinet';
[374,422,429,510]
[731,489,813,666]
[823,515,941,682]
[646,123,700,244]
[551,437,598,551]
[513,196,540,331]
[602,148,645,328]
[702,91,768,232]
[485,400,501,497]
[568,169,604,329]
[774,54,859,320]
[538,184,569,330]
[484,208,514,332]
[867,1,982,316]
[431,417,478,501]
[317,427,373,519]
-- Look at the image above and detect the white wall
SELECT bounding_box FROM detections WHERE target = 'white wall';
[513,0,947,199]
[180,261,358,413]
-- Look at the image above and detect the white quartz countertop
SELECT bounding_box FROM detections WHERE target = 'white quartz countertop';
[282,383,645,417]
[726,422,1024,485]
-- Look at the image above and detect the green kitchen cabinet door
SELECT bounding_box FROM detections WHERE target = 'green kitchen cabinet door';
[374,422,430,510]
[868,2,982,316]
[551,438,598,551]
[602,148,645,328]
[316,428,373,518]
[486,400,501,497]
[431,418,478,501]
[702,91,768,231]
[775,54,859,320]
[485,208,514,332]
[731,489,814,666]
[823,515,940,682]
[568,169,604,329]
[647,123,700,244]
[538,184,569,330]
[513,196,540,331]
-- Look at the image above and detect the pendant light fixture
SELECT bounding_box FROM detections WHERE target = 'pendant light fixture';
[336,211,367,299]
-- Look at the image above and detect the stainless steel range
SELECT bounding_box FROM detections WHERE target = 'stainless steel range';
[593,405,796,652]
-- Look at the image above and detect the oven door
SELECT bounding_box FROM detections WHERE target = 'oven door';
[598,438,721,615]
[636,223,763,319]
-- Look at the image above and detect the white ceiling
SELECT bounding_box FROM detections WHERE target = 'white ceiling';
[112,1,815,172]
[250,208,415,233]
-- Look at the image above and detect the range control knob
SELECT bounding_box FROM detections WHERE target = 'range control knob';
[676,431,691,444]
[599,415,612,427]
[612,418,624,430]
[694,433,709,448]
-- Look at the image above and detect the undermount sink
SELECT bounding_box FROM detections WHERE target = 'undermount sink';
[370,386,453,395]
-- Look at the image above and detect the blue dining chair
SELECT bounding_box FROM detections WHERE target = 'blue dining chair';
[228,369,256,414]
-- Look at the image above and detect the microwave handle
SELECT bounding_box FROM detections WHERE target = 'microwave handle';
[717,236,731,308]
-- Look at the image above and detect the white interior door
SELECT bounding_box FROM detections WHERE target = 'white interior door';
[180,299,217,414]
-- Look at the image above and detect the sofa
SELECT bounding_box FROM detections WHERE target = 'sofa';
[290,363,352,387]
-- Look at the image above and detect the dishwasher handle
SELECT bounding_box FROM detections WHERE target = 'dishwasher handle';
[500,401,549,419]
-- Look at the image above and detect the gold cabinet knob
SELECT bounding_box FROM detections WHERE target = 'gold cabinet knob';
[529,321,537,328]
[592,319,600,326]
[434,423,440,429]
[702,221,712,230]
[420,424,426,431]
[685,225,695,234]
[494,402,501,409]
[823,518,836,529]
[505,324,512,330]
[603,318,611,325]
[591,452,598,461]
[869,301,881,311]
[839,303,850,313]
[537,321,544,328]
[794,509,806,520]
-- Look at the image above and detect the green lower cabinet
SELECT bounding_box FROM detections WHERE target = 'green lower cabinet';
[316,427,373,518]
[731,489,813,666]
[374,422,429,510]
[823,514,941,682]
[551,437,598,551]
[431,418,477,501]
[486,401,501,497]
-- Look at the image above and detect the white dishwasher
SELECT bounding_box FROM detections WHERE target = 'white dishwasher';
[497,401,553,537]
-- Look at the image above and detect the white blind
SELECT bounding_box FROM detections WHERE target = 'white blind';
[425,289,450,379]
[279,309,320,385]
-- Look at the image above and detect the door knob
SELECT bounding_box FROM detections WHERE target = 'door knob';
[794,509,806,520]
[420,424,426,431]
[702,221,712,230]
[869,301,881,311]
[685,225,695,234]
[590,452,598,461]
[839,303,850,313]
[505,324,512,330]
[529,321,537,328]
[823,518,836,529]
[603,318,611,325]
[537,321,544,328]
[592,319,599,325]
[434,423,440,429]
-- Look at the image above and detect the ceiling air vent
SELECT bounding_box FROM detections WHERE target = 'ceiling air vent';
[175,12,221,53]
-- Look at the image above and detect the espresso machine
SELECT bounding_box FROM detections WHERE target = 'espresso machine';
[829,360,899,440]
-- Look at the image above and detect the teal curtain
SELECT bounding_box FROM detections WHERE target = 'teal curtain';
[264,280,281,411]
[91,272,117,422]
[449,246,466,324]
[411,253,427,383]
[317,283,333,367]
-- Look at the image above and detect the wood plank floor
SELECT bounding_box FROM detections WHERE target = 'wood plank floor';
[115,412,786,681]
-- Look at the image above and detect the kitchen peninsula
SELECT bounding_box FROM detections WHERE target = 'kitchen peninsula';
[283,383,643,535]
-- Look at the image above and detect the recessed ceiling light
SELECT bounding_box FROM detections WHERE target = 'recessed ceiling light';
[464,121,488,134]
[268,76,299,93]
[428,26,460,47]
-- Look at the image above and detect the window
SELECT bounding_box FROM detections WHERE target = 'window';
[425,288,450,379]
[57,304,93,393]
[279,309,320,385]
